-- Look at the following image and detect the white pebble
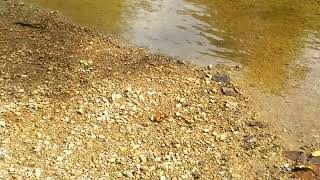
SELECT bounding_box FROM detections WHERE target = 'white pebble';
[203,129,210,133]
[0,121,6,128]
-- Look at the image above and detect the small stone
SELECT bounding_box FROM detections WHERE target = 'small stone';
[108,158,116,163]
[181,175,189,179]
[0,121,6,128]
[14,112,22,116]
[176,103,182,109]
[0,148,8,160]
[214,75,231,84]
[139,154,147,163]
[56,156,64,161]
[18,89,25,93]
[77,108,85,114]
[123,171,133,178]
[208,64,213,70]
[203,129,210,133]
[175,112,181,117]
[219,134,227,141]
[225,101,238,109]
[179,98,186,104]
[112,93,122,102]
[244,135,257,144]
[154,157,162,162]
[35,168,41,178]
[160,176,166,180]
[12,175,23,180]
[139,94,145,101]
[222,87,237,96]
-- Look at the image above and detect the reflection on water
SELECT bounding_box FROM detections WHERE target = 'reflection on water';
[28,0,127,34]
[26,0,320,146]
[122,0,231,65]
[191,0,320,91]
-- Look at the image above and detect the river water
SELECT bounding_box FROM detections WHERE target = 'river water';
[27,0,320,149]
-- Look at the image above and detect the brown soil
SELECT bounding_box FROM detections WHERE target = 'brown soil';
[0,0,290,179]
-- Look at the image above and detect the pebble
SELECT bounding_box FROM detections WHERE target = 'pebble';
[139,94,145,101]
[35,168,41,178]
[0,148,8,160]
[123,171,133,178]
[160,176,166,180]
[154,157,162,162]
[181,175,189,179]
[56,156,64,161]
[219,134,227,141]
[214,75,231,84]
[179,98,186,104]
[225,101,238,109]
[203,129,210,133]
[112,93,122,102]
[0,120,6,128]
[222,87,237,96]
[108,158,116,163]
[139,154,147,163]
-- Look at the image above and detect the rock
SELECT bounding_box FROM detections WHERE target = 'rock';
[218,134,227,141]
[123,171,133,178]
[222,87,237,96]
[154,157,162,162]
[225,101,238,109]
[56,156,64,161]
[214,75,231,84]
[112,93,122,102]
[139,94,145,101]
[18,89,25,93]
[248,121,268,128]
[139,154,147,163]
[175,112,181,117]
[283,151,306,162]
[244,135,257,144]
[80,59,93,67]
[108,158,116,163]
[179,98,186,104]
[0,148,8,160]
[77,108,85,115]
[160,176,166,180]
[0,120,6,128]
[35,168,41,178]
[203,129,210,133]
[181,175,189,179]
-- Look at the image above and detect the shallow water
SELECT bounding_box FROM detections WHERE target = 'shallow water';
[27,0,320,148]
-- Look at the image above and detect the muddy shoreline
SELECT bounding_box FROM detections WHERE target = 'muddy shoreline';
[0,0,308,179]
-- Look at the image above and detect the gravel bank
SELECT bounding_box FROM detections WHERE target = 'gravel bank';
[0,0,288,179]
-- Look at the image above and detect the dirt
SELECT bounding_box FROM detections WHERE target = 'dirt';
[0,0,297,179]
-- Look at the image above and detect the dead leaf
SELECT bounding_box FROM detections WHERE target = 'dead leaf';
[154,111,162,123]
[312,150,320,157]
[306,164,320,176]
[294,170,319,180]
[284,151,307,162]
